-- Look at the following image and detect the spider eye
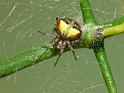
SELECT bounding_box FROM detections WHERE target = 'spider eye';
[72,25,75,28]
[66,21,69,24]
[56,17,59,20]
[65,18,71,24]
[76,25,79,29]
[72,24,77,29]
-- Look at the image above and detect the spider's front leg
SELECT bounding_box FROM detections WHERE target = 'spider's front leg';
[52,27,56,34]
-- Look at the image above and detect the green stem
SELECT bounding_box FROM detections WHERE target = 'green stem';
[80,0,97,25]
[0,44,82,78]
[103,16,124,27]
[94,43,117,93]
[103,22,124,38]
[103,16,124,38]
[0,45,57,78]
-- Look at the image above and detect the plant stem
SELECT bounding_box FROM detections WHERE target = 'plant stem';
[0,45,57,78]
[103,22,124,38]
[103,16,124,27]
[103,16,124,38]
[0,44,82,78]
[94,44,117,93]
[80,0,97,25]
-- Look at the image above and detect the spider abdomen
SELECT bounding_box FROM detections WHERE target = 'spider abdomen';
[56,18,82,40]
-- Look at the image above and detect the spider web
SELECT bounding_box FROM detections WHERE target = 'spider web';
[0,0,124,93]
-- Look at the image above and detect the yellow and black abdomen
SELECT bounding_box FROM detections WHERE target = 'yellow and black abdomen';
[56,18,82,40]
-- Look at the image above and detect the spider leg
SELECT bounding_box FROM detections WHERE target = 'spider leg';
[38,31,48,36]
[54,41,66,67]
[52,27,57,34]
[54,53,61,67]
[38,31,54,37]
[67,41,77,61]
[37,48,49,62]
[54,48,64,67]
[38,30,56,44]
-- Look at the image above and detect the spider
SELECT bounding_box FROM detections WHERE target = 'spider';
[52,17,82,66]
[39,17,82,66]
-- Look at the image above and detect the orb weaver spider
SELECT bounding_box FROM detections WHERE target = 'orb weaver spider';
[39,17,82,67]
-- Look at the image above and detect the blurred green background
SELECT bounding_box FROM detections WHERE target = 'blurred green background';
[0,0,124,93]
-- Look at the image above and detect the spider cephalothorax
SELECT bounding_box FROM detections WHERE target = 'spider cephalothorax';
[53,18,82,66]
